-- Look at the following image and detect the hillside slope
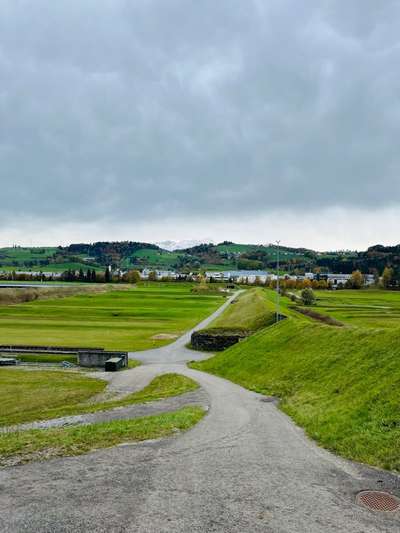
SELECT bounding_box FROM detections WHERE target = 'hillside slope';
[209,288,276,331]
[193,317,400,471]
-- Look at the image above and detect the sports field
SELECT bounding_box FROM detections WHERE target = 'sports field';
[0,283,225,351]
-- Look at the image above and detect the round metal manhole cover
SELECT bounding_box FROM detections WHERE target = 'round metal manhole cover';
[356,491,400,512]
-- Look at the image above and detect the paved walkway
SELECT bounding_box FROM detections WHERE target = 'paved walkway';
[0,293,399,532]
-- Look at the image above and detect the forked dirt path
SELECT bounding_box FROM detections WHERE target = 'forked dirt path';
[0,293,399,532]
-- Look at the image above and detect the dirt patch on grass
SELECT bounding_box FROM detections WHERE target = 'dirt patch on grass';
[294,306,344,327]
[151,333,179,340]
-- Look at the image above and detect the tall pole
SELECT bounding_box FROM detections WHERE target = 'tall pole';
[276,240,281,322]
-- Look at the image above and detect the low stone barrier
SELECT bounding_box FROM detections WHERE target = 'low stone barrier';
[191,328,249,352]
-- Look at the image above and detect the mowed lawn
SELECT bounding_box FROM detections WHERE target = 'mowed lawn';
[311,289,400,328]
[0,370,198,427]
[0,283,225,351]
[0,369,106,427]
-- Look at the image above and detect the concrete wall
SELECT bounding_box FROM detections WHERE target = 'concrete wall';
[78,351,128,368]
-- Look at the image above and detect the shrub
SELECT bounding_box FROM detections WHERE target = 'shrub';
[301,288,315,306]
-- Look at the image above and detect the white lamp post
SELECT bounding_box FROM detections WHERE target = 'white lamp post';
[276,240,281,322]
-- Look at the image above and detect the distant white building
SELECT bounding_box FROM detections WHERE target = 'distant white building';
[205,270,270,283]
[364,274,376,286]
[141,269,177,280]
[0,270,62,279]
[318,273,375,287]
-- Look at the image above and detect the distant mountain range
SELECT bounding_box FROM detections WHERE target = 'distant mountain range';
[0,241,399,279]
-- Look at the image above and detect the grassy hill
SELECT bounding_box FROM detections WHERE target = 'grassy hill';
[122,248,184,269]
[192,289,400,471]
[2,241,400,278]
[0,246,101,273]
[208,288,276,332]
[215,241,309,259]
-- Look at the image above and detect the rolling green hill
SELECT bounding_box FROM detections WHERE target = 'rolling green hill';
[0,247,57,265]
[2,241,400,279]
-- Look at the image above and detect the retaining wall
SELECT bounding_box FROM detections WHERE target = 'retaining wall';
[191,328,249,352]
[78,351,128,368]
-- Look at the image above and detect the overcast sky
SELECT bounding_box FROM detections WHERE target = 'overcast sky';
[1,0,400,250]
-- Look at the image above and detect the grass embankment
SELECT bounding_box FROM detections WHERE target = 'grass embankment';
[0,370,198,426]
[193,289,400,471]
[189,288,275,350]
[0,283,225,351]
[0,406,205,467]
[209,288,275,332]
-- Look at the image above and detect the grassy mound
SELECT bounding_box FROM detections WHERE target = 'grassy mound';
[208,288,276,332]
[192,318,400,471]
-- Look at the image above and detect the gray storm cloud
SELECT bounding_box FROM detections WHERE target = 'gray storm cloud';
[1,0,400,226]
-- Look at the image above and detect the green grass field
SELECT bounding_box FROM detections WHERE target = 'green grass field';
[0,369,106,426]
[0,370,198,426]
[0,406,205,467]
[0,367,203,466]
[309,289,400,328]
[0,283,225,351]
[193,288,400,471]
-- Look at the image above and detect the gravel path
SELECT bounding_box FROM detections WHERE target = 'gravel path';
[0,292,399,532]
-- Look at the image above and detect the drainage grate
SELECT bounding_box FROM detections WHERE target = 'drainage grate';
[356,491,400,512]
